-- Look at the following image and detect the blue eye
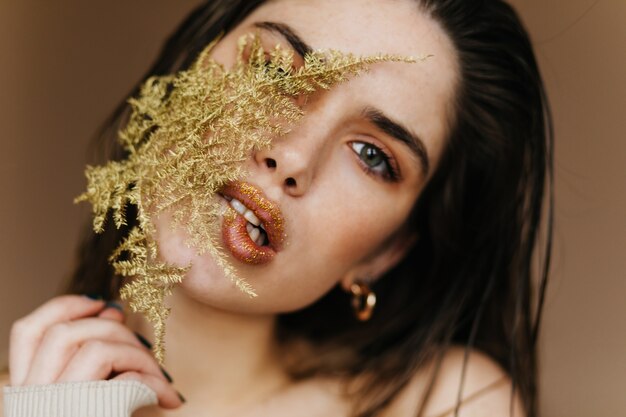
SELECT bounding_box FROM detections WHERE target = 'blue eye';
[350,142,399,181]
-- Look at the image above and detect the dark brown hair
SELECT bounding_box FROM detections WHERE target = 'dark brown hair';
[65,1,553,416]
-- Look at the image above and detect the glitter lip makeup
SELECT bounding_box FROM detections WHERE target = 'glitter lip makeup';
[220,181,285,264]
[75,29,416,361]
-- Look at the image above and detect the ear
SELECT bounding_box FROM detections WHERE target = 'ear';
[339,233,417,291]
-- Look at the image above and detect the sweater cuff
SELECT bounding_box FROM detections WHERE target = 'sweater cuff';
[3,380,157,417]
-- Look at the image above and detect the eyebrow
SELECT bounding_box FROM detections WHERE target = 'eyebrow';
[362,107,430,176]
[254,22,430,176]
[253,21,313,58]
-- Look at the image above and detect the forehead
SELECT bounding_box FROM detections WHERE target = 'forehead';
[234,0,459,170]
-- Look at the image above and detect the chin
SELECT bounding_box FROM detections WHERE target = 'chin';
[175,262,331,315]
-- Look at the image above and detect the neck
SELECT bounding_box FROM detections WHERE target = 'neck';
[129,286,291,412]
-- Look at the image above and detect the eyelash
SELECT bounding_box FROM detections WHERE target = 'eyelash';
[247,41,399,182]
[350,141,400,182]
[262,58,291,77]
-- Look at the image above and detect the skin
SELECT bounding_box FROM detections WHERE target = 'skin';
[152,0,456,314]
[6,1,524,416]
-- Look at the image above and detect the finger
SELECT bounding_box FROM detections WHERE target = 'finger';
[57,341,180,408]
[57,340,166,384]
[97,301,125,322]
[113,371,184,409]
[25,318,146,385]
[9,295,105,385]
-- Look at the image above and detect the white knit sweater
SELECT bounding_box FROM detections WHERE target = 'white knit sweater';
[2,380,157,417]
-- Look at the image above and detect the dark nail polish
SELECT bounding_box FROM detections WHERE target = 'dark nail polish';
[134,332,152,349]
[160,367,173,383]
[83,293,103,301]
[177,391,186,403]
[105,301,124,313]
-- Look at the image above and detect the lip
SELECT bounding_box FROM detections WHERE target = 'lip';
[219,181,285,265]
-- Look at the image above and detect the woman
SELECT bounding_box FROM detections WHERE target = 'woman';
[2,0,553,416]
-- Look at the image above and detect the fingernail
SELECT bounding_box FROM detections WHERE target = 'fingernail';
[104,301,124,313]
[134,332,152,348]
[177,391,186,403]
[133,333,173,382]
[134,332,172,382]
[83,293,104,301]
[161,367,173,383]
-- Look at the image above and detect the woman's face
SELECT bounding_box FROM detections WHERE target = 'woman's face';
[155,0,458,313]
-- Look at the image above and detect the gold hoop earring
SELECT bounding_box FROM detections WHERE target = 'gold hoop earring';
[349,282,377,321]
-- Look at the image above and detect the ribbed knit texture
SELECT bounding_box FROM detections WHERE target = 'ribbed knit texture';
[2,380,157,417]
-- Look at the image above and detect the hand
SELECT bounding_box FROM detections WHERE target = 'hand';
[8,294,183,409]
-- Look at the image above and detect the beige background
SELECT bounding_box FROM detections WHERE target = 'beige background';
[1,1,624,415]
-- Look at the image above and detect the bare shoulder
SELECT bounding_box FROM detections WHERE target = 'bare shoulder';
[381,347,525,417]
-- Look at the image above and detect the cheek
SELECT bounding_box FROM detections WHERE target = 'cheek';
[317,196,406,265]
[290,175,415,283]
[321,163,415,262]
[152,213,195,266]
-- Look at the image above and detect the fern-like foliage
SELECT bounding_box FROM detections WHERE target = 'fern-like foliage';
[75,32,419,364]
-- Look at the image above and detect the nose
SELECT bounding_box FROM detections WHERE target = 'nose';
[252,135,319,197]
[251,91,344,197]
